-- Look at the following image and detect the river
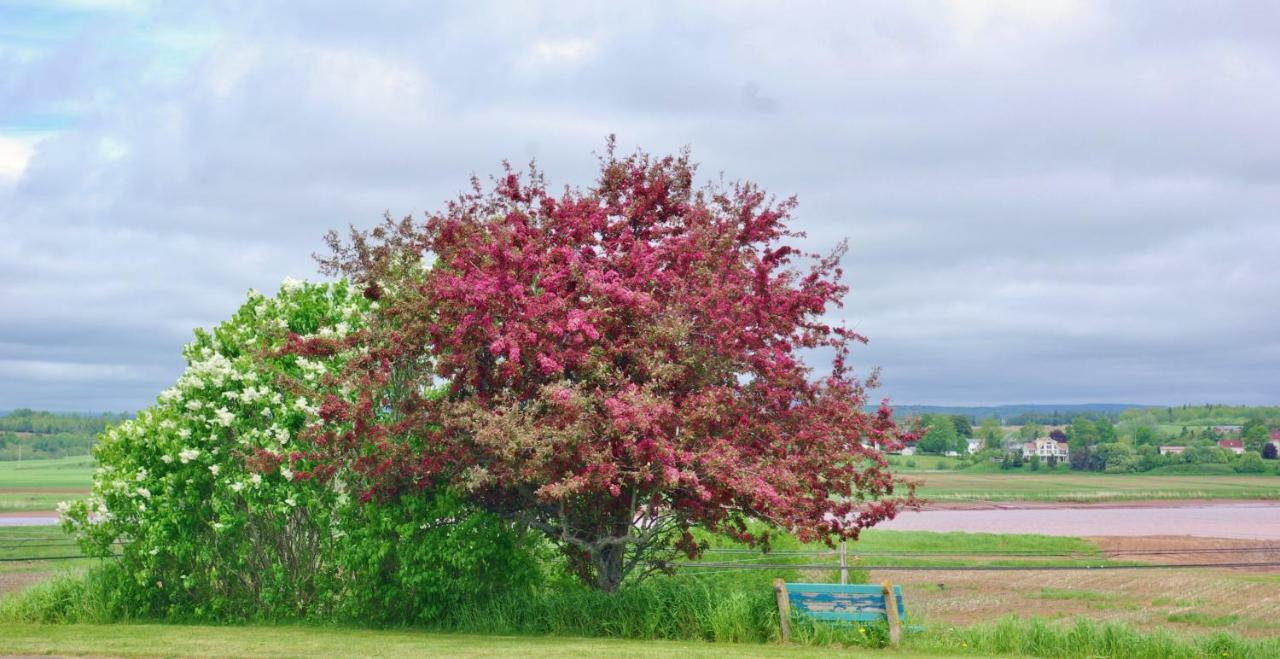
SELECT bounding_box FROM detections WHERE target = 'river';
[877,501,1280,539]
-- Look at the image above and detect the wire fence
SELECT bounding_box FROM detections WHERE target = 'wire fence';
[4,537,1279,570]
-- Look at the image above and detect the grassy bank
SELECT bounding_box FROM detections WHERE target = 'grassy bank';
[2,617,1278,658]
[0,623,915,658]
[0,456,93,512]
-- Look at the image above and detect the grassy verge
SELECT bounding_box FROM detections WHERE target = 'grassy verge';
[0,623,938,658]
[2,617,1278,658]
[0,456,93,512]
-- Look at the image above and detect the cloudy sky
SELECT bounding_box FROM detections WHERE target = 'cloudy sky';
[3,1,1278,412]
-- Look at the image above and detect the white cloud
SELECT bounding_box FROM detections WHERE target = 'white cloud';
[3,1,1279,410]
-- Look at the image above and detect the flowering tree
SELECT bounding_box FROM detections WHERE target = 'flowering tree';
[308,143,916,591]
[63,280,536,620]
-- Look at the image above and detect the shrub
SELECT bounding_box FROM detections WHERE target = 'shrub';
[1235,451,1266,474]
[58,279,537,623]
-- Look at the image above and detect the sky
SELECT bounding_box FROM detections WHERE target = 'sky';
[2,1,1278,412]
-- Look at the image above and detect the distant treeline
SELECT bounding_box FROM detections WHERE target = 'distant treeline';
[891,404,1280,427]
[0,409,131,461]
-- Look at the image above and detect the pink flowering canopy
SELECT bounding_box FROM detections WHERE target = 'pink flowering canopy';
[302,141,916,591]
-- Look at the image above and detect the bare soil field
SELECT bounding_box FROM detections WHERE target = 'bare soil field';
[873,535,1280,637]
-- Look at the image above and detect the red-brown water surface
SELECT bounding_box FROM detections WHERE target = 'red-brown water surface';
[878,501,1280,539]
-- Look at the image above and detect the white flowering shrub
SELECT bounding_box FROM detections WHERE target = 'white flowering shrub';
[62,279,538,622]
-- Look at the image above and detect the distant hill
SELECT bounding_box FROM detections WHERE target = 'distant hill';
[882,403,1153,422]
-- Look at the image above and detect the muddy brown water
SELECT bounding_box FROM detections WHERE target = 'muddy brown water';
[878,502,1280,539]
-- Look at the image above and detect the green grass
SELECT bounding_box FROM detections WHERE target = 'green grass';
[3,618,1279,658]
[1166,611,1242,628]
[0,623,947,658]
[0,456,95,489]
[1037,588,1115,603]
[0,456,93,512]
[913,471,1280,503]
[888,456,967,472]
[0,526,87,563]
[854,530,1100,556]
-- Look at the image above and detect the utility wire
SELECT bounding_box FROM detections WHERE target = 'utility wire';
[665,561,1280,571]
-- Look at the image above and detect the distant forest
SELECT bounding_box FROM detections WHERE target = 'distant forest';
[2,405,1278,461]
[0,409,130,461]
[889,403,1280,427]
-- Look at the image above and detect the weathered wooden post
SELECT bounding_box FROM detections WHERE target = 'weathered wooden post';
[881,581,902,647]
[773,578,791,643]
[839,540,848,584]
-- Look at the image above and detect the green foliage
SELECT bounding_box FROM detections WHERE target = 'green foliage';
[917,415,963,455]
[333,491,541,625]
[1234,451,1266,474]
[1242,424,1270,454]
[55,280,537,623]
[922,615,1280,659]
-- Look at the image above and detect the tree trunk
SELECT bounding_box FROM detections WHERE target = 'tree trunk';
[593,543,626,593]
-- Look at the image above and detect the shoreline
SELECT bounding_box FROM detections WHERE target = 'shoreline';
[919,498,1280,511]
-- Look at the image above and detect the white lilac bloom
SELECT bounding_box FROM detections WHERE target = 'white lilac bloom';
[135,487,151,499]
[160,454,174,464]
[249,473,262,486]
[209,465,220,476]
[213,407,235,427]
[179,448,199,463]
[284,497,297,508]
[177,428,192,440]
[280,466,294,481]
[230,481,245,493]
[281,276,303,292]
[185,399,204,411]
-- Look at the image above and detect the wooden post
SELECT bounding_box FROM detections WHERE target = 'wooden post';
[881,581,902,648]
[773,578,791,644]
[839,540,848,584]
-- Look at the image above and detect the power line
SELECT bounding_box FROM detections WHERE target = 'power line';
[666,561,1280,571]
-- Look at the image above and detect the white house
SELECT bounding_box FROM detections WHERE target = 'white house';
[1021,437,1069,460]
[966,438,984,454]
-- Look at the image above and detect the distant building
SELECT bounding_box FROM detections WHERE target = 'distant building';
[1212,425,1243,435]
[966,438,984,454]
[899,446,916,456]
[1218,439,1245,455]
[1159,445,1186,456]
[1021,437,1068,460]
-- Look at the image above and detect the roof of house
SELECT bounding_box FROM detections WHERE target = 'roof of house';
[1218,439,1244,449]
[1271,430,1280,441]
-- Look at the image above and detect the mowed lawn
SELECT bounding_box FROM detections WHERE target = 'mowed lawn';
[0,456,93,512]
[913,471,1280,503]
[0,623,961,658]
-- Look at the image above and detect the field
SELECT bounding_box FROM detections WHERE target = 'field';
[0,624,944,658]
[0,456,93,512]
[910,471,1280,503]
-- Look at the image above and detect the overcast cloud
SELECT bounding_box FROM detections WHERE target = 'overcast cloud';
[2,1,1278,412]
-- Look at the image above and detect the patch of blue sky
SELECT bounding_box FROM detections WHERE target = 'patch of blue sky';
[0,1,216,136]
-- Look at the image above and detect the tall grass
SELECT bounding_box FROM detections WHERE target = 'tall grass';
[917,616,1280,658]
[7,569,1280,657]
[443,573,785,643]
